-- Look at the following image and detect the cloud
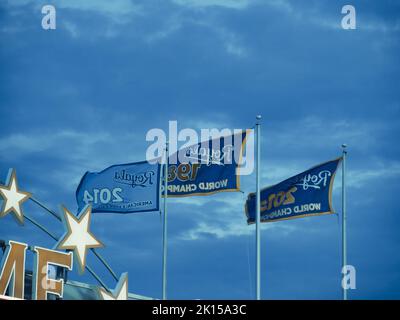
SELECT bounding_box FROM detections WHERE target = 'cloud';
[0,130,111,158]
[58,0,140,16]
[348,162,400,189]
[1,0,400,299]
[172,0,250,10]
[363,20,400,33]
[177,159,400,241]
[216,27,248,58]
[264,0,294,13]
[144,10,249,58]
[181,220,248,240]
[1,0,144,40]
[145,15,183,43]
[171,192,252,241]
[7,0,141,17]
[268,116,389,154]
[62,20,79,38]
[180,217,296,240]
[174,191,296,241]
[0,130,143,194]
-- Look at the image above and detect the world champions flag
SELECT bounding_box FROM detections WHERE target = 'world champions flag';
[76,161,161,213]
[165,130,250,197]
[245,157,342,224]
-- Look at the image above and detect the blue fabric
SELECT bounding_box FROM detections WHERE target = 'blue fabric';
[76,161,160,213]
[165,131,248,197]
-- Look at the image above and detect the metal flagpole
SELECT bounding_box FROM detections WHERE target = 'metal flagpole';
[341,144,347,300]
[255,115,262,300]
[162,141,169,300]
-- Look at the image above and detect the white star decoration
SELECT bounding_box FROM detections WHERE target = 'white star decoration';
[99,273,129,300]
[0,169,31,225]
[56,205,103,273]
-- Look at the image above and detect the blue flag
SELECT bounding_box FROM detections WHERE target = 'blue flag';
[165,130,250,197]
[245,157,342,223]
[76,161,160,213]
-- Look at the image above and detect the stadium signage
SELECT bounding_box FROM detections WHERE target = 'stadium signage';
[0,240,73,300]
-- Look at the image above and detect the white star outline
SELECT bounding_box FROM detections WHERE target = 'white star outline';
[0,169,31,225]
[98,272,129,300]
[56,204,104,274]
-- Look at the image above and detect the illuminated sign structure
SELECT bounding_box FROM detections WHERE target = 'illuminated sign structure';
[0,168,130,300]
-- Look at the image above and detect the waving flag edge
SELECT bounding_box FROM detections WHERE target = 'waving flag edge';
[245,156,343,224]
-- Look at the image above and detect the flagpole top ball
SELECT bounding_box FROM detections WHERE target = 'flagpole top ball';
[342,144,348,154]
[256,115,262,120]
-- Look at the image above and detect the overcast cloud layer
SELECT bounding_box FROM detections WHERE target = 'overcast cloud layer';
[0,0,399,299]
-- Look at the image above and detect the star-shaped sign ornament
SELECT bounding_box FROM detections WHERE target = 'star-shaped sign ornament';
[98,273,129,300]
[0,169,31,225]
[56,204,104,273]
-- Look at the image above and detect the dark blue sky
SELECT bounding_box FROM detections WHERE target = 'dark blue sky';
[0,0,399,299]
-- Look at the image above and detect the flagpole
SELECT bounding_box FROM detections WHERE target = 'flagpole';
[255,115,262,300]
[162,141,169,300]
[341,144,347,300]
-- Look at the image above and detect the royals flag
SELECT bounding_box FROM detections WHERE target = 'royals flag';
[245,157,342,223]
[76,161,160,213]
[165,130,250,197]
